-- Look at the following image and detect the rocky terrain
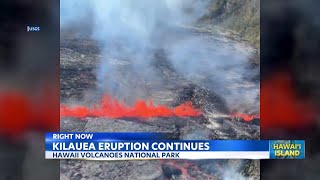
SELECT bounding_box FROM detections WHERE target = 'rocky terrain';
[201,0,260,49]
[60,23,260,180]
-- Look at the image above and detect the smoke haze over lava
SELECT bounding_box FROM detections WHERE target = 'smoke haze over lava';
[60,0,259,114]
[60,1,260,179]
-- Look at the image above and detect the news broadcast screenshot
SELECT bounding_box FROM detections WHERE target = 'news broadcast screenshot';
[0,0,320,180]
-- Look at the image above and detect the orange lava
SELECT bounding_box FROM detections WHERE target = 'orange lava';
[161,160,218,179]
[261,72,316,129]
[60,95,202,119]
[0,86,59,138]
[231,113,260,122]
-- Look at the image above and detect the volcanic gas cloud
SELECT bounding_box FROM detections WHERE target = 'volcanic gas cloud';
[60,95,202,119]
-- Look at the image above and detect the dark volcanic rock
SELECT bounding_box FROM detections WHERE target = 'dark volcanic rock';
[84,118,178,135]
[60,24,260,179]
[60,118,87,132]
[173,83,229,114]
[61,160,163,180]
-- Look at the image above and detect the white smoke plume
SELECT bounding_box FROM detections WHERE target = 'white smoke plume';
[60,0,259,112]
[222,168,247,180]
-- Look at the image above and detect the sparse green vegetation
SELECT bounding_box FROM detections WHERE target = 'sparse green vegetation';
[202,0,260,49]
[223,13,260,49]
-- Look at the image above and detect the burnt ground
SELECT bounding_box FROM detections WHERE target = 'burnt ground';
[60,26,260,180]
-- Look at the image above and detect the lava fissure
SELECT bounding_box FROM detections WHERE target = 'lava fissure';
[231,113,260,122]
[60,95,202,119]
[60,95,260,122]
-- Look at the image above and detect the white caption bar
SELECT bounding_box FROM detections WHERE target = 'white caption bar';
[46,151,269,160]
